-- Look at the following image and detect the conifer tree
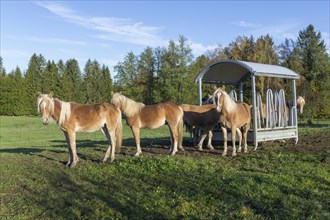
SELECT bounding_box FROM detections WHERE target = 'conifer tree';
[24,53,46,114]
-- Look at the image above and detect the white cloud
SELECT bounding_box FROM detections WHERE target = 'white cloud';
[232,20,262,28]
[35,1,165,46]
[189,42,218,57]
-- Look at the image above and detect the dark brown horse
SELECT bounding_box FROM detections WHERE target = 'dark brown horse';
[181,104,219,151]
[37,92,122,167]
[111,92,184,156]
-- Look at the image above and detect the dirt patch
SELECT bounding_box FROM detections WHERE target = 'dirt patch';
[120,129,329,159]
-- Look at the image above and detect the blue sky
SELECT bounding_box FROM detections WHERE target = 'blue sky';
[1,1,329,76]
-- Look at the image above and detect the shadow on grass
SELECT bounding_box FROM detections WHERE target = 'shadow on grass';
[0,148,44,154]
[17,166,169,219]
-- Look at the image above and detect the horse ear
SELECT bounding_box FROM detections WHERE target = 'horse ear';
[212,85,217,91]
[49,91,54,98]
[111,91,114,96]
[119,91,122,95]
[221,85,226,91]
[37,92,42,97]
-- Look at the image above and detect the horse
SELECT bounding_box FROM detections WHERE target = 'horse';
[37,92,122,168]
[259,95,305,126]
[296,96,305,114]
[213,88,251,156]
[181,104,219,151]
[111,92,184,156]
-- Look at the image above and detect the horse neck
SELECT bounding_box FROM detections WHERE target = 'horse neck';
[52,99,62,123]
[121,96,145,117]
[222,93,237,114]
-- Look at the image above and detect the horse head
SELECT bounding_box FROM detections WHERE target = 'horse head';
[111,92,123,109]
[37,92,54,125]
[212,88,225,112]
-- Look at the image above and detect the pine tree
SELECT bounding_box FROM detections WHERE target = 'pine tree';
[296,24,330,117]
[24,53,46,114]
[99,64,113,102]
[138,47,155,104]
[62,59,83,102]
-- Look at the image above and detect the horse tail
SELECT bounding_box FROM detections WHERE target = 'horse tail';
[177,106,184,149]
[115,108,123,153]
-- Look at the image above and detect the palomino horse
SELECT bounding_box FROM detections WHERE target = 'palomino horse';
[37,92,122,168]
[295,96,306,114]
[213,88,251,156]
[111,92,184,156]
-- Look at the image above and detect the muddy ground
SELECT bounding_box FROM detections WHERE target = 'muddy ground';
[120,128,330,161]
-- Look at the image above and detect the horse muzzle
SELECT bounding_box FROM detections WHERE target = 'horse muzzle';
[42,117,50,125]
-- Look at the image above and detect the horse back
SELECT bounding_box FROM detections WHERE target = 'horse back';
[68,102,119,132]
[181,104,219,127]
[130,102,181,129]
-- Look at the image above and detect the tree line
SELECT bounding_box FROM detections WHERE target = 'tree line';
[0,24,329,118]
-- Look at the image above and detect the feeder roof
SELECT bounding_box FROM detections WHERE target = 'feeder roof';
[194,59,300,85]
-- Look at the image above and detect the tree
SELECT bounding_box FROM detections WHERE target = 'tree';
[62,59,83,102]
[296,24,330,117]
[0,56,6,77]
[229,35,255,61]
[252,34,280,95]
[114,51,139,98]
[138,47,156,104]
[24,53,46,114]
[99,64,113,102]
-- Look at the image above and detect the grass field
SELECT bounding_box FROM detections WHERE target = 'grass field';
[0,116,329,219]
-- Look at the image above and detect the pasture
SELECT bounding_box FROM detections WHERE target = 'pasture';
[0,116,329,219]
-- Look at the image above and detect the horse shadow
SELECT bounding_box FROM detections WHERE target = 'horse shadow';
[0,147,45,154]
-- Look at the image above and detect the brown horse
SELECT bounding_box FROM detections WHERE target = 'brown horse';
[111,92,184,156]
[181,104,219,151]
[37,92,122,168]
[213,88,251,156]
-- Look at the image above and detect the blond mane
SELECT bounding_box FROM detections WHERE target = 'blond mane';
[113,93,145,117]
[58,100,71,126]
[222,91,237,113]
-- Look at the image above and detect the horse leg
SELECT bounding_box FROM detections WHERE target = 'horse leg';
[102,125,116,162]
[63,131,73,167]
[221,126,228,156]
[207,130,214,150]
[131,126,142,156]
[231,126,238,157]
[236,128,242,153]
[196,129,208,151]
[66,130,79,168]
[169,124,179,156]
[243,124,250,153]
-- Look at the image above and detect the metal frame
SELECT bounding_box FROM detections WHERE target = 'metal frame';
[195,59,300,148]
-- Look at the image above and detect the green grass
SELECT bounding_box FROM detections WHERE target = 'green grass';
[0,116,329,219]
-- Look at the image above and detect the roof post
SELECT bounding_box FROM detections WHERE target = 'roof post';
[251,74,258,149]
[198,77,202,106]
[239,81,243,102]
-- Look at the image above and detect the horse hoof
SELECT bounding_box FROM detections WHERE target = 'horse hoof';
[208,146,214,150]
[170,150,177,156]
[134,152,141,157]
[179,146,185,151]
[232,153,237,157]
[222,153,227,156]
